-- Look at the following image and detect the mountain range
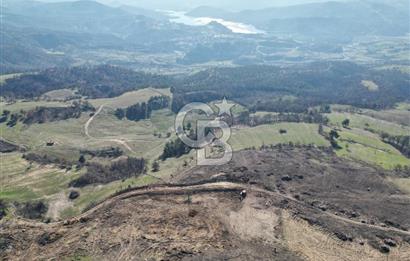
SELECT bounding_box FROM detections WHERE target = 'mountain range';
[1,0,409,72]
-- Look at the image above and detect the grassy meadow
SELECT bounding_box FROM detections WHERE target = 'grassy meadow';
[230,123,329,151]
[90,88,171,109]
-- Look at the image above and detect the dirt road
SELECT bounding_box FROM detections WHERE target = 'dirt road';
[35,181,410,237]
[84,105,136,153]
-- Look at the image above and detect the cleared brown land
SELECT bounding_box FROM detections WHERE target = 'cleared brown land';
[2,148,410,260]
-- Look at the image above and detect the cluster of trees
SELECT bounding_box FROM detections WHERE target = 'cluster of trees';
[0,101,94,127]
[22,100,95,125]
[115,96,170,121]
[1,65,172,99]
[394,165,410,176]
[23,152,75,169]
[251,98,316,113]
[329,130,341,149]
[160,138,191,161]
[69,157,146,187]
[171,90,221,113]
[257,142,329,151]
[1,110,21,127]
[15,201,48,220]
[380,133,410,158]
[0,139,20,153]
[318,124,341,149]
[80,147,123,158]
[342,119,350,128]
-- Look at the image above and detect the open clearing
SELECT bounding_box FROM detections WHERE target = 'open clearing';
[0,153,80,202]
[362,108,410,127]
[0,100,70,114]
[230,123,329,150]
[361,80,379,91]
[333,127,410,169]
[89,88,171,109]
[327,112,410,136]
[0,73,23,85]
[41,89,77,101]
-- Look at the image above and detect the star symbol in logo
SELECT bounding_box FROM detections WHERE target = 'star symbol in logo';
[215,97,235,116]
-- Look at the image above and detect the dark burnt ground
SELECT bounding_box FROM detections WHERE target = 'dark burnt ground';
[1,192,302,261]
[176,147,410,250]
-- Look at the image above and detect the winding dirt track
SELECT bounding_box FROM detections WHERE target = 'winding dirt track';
[28,181,410,237]
[84,105,136,153]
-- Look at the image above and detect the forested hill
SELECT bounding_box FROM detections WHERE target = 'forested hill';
[2,62,409,112]
[172,62,410,112]
[1,65,173,99]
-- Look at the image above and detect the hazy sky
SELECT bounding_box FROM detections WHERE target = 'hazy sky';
[41,0,349,11]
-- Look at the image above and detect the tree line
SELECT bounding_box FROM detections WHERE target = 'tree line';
[69,157,146,187]
[115,96,170,121]
[171,62,409,113]
[1,100,94,127]
[1,65,172,99]
[380,133,410,158]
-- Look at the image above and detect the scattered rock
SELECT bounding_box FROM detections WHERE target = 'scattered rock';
[37,232,62,246]
[318,204,328,211]
[68,191,80,200]
[188,209,198,218]
[281,175,292,182]
[379,244,390,253]
[335,232,352,242]
[79,217,90,223]
[383,238,397,247]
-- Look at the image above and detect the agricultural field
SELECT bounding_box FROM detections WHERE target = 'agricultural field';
[362,109,410,127]
[230,123,329,151]
[330,103,410,127]
[327,112,410,136]
[0,100,70,114]
[326,104,409,169]
[0,115,89,159]
[332,127,410,170]
[0,153,81,203]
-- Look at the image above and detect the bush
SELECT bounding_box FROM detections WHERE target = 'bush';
[0,200,8,220]
[16,201,48,220]
[279,129,287,134]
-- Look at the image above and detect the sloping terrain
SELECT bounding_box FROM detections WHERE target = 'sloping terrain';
[1,148,410,260]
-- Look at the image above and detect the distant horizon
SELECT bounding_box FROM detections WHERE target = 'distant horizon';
[37,0,352,11]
